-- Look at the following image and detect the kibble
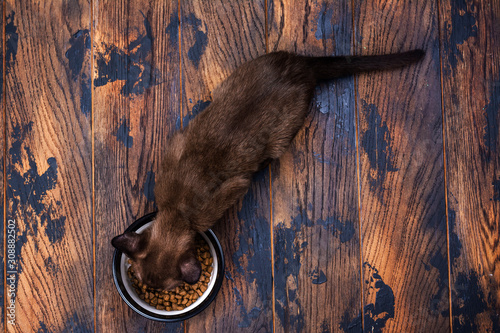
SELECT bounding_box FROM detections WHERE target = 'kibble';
[127,235,213,311]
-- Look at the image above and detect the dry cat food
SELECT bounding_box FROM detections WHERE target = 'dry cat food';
[127,235,213,311]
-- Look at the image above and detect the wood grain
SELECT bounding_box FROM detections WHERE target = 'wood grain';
[179,1,272,332]
[0,0,4,330]
[439,0,500,331]
[4,0,93,331]
[268,1,362,332]
[354,1,448,332]
[1,0,498,331]
[93,0,183,332]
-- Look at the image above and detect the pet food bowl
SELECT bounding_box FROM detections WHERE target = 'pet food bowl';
[112,212,225,322]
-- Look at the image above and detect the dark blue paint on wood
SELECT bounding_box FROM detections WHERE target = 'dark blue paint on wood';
[288,212,355,243]
[8,151,58,274]
[444,0,477,70]
[231,169,272,328]
[79,74,91,117]
[224,269,235,283]
[94,12,161,96]
[177,99,211,129]
[493,178,500,202]
[428,250,450,317]
[8,229,28,287]
[317,215,355,243]
[422,187,447,235]
[315,93,331,114]
[39,202,66,245]
[184,14,208,69]
[137,11,153,53]
[320,319,331,333]
[340,263,395,333]
[4,11,17,107]
[274,200,357,331]
[9,151,58,215]
[360,100,398,200]
[312,4,351,54]
[233,287,262,328]
[312,152,337,166]
[363,264,395,332]
[114,119,133,148]
[38,311,93,333]
[448,209,462,270]
[425,208,459,316]
[8,123,59,275]
[38,321,50,332]
[44,256,60,275]
[165,12,180,47]
[143,171,156,202]
[42,214,67,243]
[481,74,500,163]
[65,30,91,80]
[452,270,499,332]
[61,312,93,333]
[65,30,92,117]
[6,11,18,68]
[314,3,334,40]
[274,215,307,332]
[0,189,3,326]
[339,309,361,333]
[191,99,212,115]
[10,122,33,165]
[309,267,327,285]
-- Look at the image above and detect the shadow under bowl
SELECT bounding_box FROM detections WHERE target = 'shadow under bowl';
[112,212,225,322]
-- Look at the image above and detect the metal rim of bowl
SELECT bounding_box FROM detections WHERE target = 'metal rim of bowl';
[112,212,225,322]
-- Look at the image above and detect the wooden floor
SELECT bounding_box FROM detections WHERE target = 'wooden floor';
[1,0,499,332]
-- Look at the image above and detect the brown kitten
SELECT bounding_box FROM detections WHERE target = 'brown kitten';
[111,50,425,289]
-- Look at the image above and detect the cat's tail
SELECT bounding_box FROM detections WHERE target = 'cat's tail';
[305,49,425,81]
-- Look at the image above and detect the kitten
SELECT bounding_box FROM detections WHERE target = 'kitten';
[112,50,425,290]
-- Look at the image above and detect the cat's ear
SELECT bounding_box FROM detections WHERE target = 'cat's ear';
[111,231,146,257]
[179,254,201,284]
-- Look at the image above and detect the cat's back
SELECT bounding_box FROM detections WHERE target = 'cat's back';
[179,52,317,180]
[188,53,315,147]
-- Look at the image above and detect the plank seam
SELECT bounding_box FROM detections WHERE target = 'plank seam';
[179,0,183,132]
[351,0,365,331]
[269,165,275,333]
[178,1,186,332]
[264,2,276,332]
[435,0,453,331]
[265,0,269,54]
[2,0,6,331]
[91,0,96,331]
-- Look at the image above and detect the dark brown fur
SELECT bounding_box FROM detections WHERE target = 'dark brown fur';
[112,50,424,289]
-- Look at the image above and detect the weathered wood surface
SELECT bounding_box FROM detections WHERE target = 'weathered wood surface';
[4,0,94,332]
[354,1,449,332]
[179,1,273,332]
[268,1,362,332]
[1,0,499,332]
[440,0,500,331]
[0,0,4,331]
[93,0,183,332]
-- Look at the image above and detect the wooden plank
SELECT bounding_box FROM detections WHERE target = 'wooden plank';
[4,0,93,331]
[268,1,362,332]
[439,0,500,331]
[0,0,4,330]
[179,1,272,332]
[353,1,448,332]
[93,0,183,332]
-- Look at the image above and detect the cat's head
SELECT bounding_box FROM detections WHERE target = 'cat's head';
[111,214,201,290]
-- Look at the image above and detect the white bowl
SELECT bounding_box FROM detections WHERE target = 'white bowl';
[112,212,224,322]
